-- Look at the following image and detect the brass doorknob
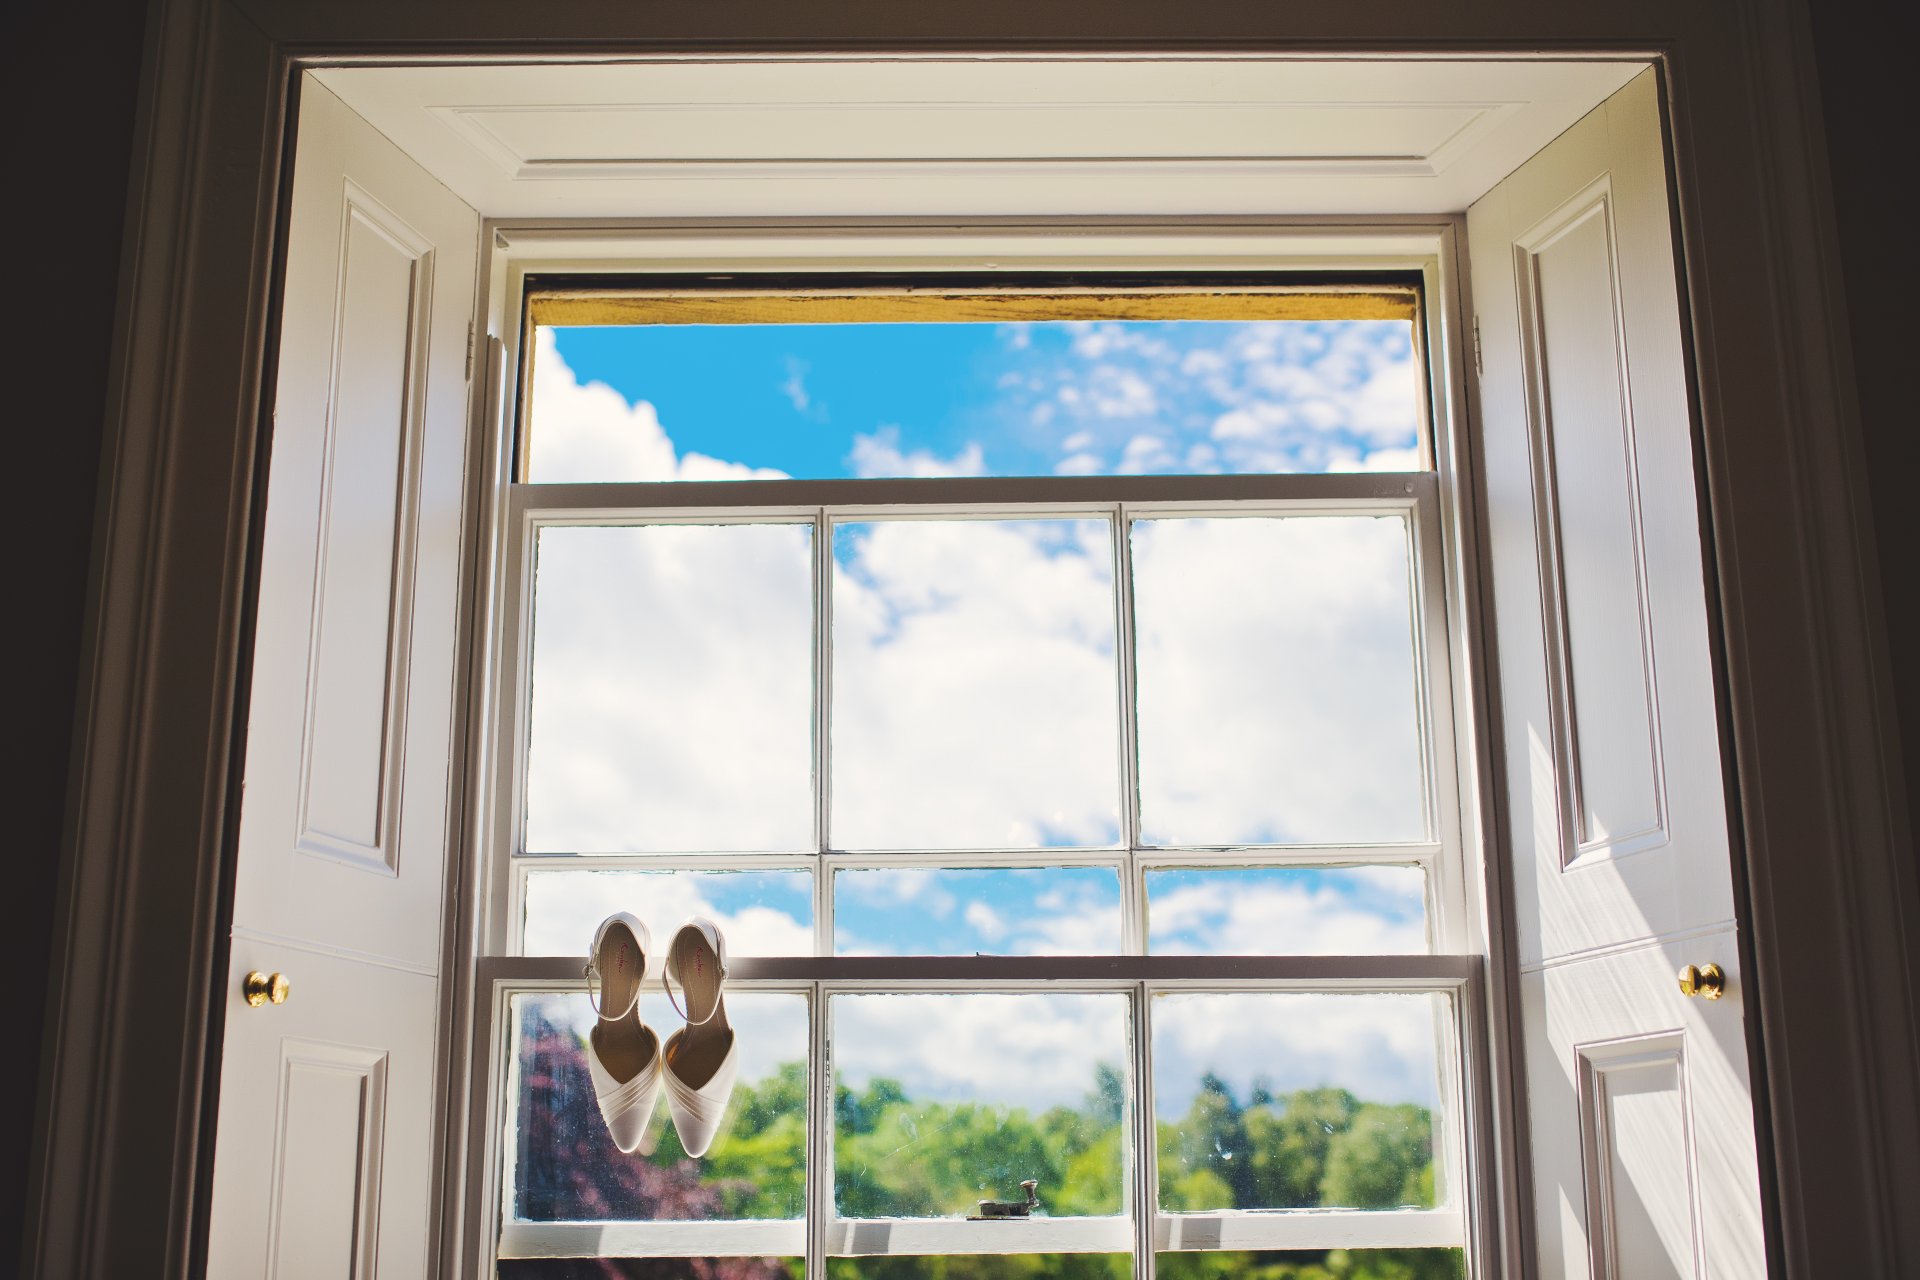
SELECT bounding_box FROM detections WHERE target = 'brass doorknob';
[1677,963,1725,1001]
[243,971,290,1007]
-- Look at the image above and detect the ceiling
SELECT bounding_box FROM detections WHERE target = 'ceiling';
[313,59,1647,219]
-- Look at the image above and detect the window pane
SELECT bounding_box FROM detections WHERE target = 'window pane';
[522,869,815,957]
[831,520,1121,850]
[1132,516,1425,846]
[525,524,814,854]
[831,993,1130,1218]
[501,1263,801,1279]
[1155,1251,1464,1280]
[835,866,1122,956]
[1146,866,1428,956]
[1152,993,1447,1213]
[826,1258,1130,1279]
[526,311,1423,484]
[510,991,809,1221]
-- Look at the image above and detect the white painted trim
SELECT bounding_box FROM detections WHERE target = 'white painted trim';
[1156,1208,1465,1251]
[821,1216,1134,1256]
[499,1218,805,1259]
[500,1210,1469,1260]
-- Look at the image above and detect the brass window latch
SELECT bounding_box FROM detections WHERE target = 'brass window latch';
[970,1180,1040,1220]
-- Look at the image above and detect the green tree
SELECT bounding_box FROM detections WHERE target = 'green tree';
[1244,1087,1361,1209]
[516,1014,1457,1279]
[1319,1104,1435,1210]
[1157,1074,1250,1209]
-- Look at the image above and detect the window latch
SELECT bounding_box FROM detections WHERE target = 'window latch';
[970,1179,1040,1220]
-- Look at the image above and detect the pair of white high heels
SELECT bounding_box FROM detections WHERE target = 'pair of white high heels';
[584,913,738,1158]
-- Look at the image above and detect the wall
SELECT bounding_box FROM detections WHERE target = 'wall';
[4,0,153,1269]
[3,0,1912,1270]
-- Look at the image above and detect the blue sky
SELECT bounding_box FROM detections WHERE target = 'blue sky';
[536,316,1423,481]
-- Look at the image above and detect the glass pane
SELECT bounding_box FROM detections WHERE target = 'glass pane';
[827,1258,1131,1279]
[831,520,1121,850]
[526,313,1423,484]
[501,1263,801,1279]
[1155,1251,1464,1280]
[831,993,1129,1218]
[835,866,1123,956]
[523,869,815,957]
[1152,993,1447,1213]
[1146,866,1428,956]
[1132,516,1425,846]
[510,991,809,1221]
[525,523,814,853]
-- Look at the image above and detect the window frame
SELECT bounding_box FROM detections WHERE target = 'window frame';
[459,222,1504,1280]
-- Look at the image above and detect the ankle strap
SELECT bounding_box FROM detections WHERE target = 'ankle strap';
[662,972,724,1025]
[584,959,641,1022]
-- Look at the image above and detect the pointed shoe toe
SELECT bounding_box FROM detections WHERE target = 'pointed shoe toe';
[663,1028,738,1158]
[588,1024,663,1154]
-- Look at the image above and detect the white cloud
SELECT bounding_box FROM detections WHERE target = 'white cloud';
[1151,992,1442,1111]
[1116,433,1175,475]
[833,992,1128,1109]
[524,870,814,958]
[848,426,987,478]
[1131,517,1425,845]
[1089,368,1159,418]
[526,343,1425,860]
[963,901,1007,941]
[828,988,1440,1113]
[780,357,814,414]
[1020,319,1421,475]
[1332,444,1423,473]
[1147,877,1427,956]
[526,327,787,483]
[829,519,1122,849]
[524,522,816,854]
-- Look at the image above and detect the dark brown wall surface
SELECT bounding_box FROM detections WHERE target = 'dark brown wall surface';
[3,0,153,1271]
[1805,3,1920,842]
[2,0,1912,1272]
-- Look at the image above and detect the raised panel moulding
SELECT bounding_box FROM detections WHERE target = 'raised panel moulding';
[1514,182,1669,868]
[294,181,436,875]
[267,1041,391,1280]
[427,99,1517,182]
[1576,1034,1700,1280]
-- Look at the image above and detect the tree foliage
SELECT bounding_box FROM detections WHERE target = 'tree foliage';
[505,1007,1458,1280]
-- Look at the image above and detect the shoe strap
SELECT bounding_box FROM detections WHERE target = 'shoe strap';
[663,919,728,1025]
[662,971,724,1025]
[584,959,642,1022]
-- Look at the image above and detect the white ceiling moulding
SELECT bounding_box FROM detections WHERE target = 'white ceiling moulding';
[313,58,1643,218]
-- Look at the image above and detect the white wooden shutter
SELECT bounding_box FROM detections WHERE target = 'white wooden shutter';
[1468,69,1767,1278]
[205,80,479,1278]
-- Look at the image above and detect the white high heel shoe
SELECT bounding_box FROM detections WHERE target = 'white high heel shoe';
[660,917,739,1158]
[583,912,662,1154]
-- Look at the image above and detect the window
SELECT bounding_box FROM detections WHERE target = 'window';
[477,279,1480,1280]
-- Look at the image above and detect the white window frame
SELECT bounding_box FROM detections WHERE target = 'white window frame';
[456,220,1506,1280]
